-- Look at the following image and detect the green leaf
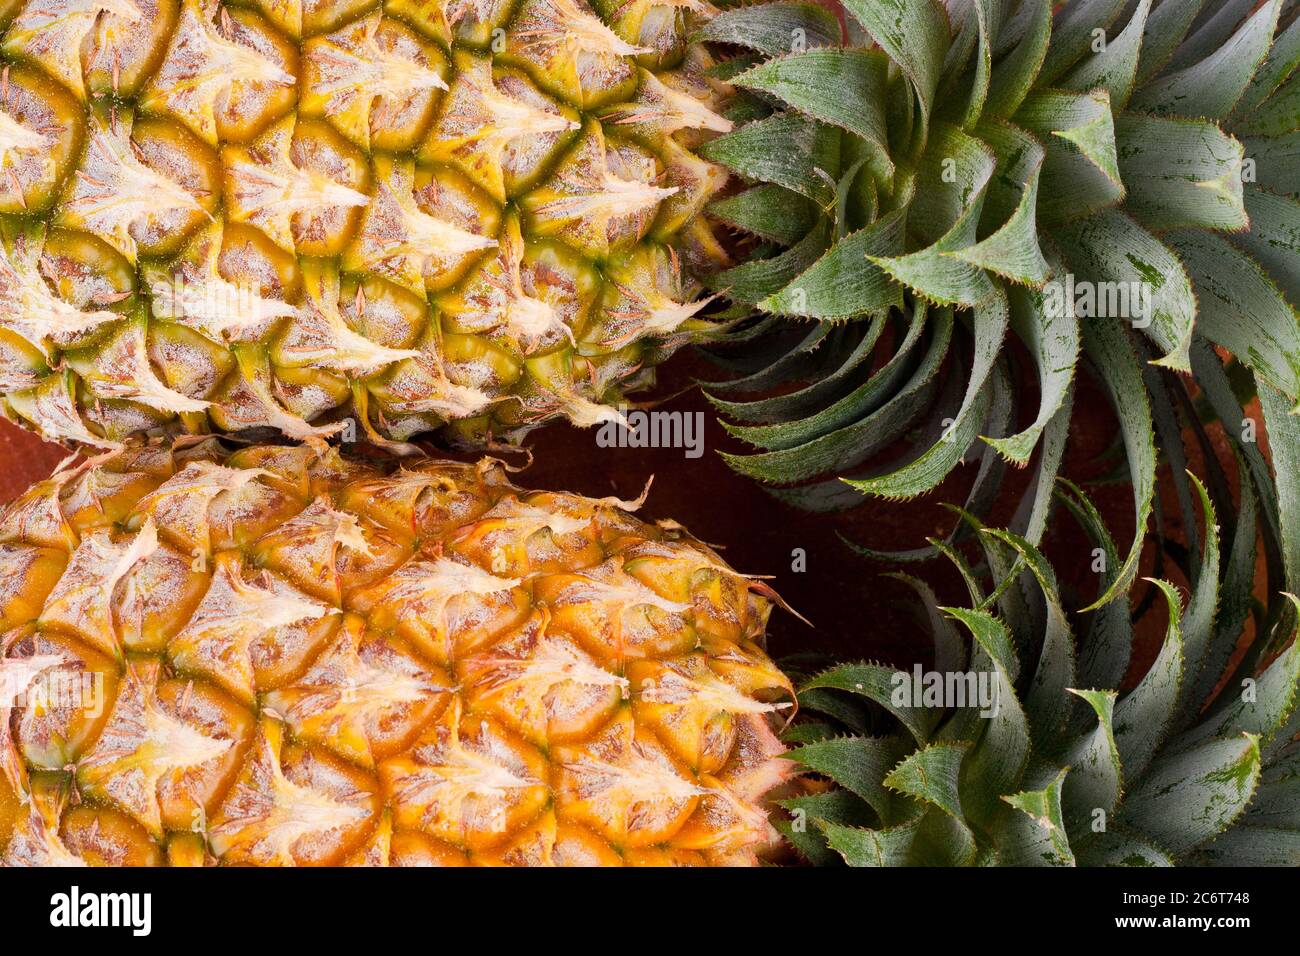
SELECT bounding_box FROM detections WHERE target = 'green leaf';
[819,817,921,866]
[1193,827,1300,866]
[949,123,1050,287]
[981,528,1078,753]
[1142,345,1200,555]
[839,0,949,147]
[963,509,1030,643]
[797,688,872,735]
[1037,0,1130,86]
[721,307,924,452]
[720,306,949,483]
[1160,0,1254,75]
[1056,479,1134,690]
[845,295,1006,499]
[1076,828,1174,866]
[1171,230,1300,403]
[707,222,831,305]
[1233,10,1300,122]
[1000,767,1076,866]
[1259,382,1300,594]
[1189,335,1281,567]
[782,722,838,745]
[1129,0,1281,120]
[1007,383,1071,547]
[720,87,770,123]
[1016,89,1123,224]
[1175,474,1223,720]
[707,185,817,246]
[800,662,938,744]
[868,124,997,306]
[776,789,874,866]
[1062,689,1123,823]
[1231,70,1300,137]
[946,607,1030,823]
[1241,132,1300,197]
[699,113,840,206]
[888,571,966,674]
[778,788,875,828]
[1121,734,1262,856]
[1059,0,1152,110]
[1115,114,1247,232]
[984,281,1079,464]
[691,2,842,57]
[732,50,893,177]
[771,819,838,867]
[1178,601,1300,749]
[705,321,884,425]
[1078,319,1156,610]
[1054,209,1197,372]
[884,742,969,820]
[1243,757,1300,827]
[1113,580,1185,780]
[939,0,993,130]
[1233,186,1300,306]
[1185,453,1259,720]
[760,211,906,319]
[1134,0,1205,86]
[984,0,1049,120]
[910,807,978,865]
[787,735,908,822]
[701,322,830,396]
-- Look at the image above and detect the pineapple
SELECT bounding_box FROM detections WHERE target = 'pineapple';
[0,0,736,450]
[698,0,1300,591]
[783,478,1300,866]
[688,0,1300,868]
[0,440,795,866]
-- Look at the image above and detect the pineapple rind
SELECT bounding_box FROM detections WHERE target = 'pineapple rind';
[0,440,795,866]
[0,0,734,449]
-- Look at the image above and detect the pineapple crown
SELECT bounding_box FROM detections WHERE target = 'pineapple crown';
[782,476,1300,866]
[695,0,1300,591]
[691,0,1300,866]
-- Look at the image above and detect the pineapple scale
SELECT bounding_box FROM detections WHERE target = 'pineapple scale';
[0,440,795,866]
[0,0,734,449]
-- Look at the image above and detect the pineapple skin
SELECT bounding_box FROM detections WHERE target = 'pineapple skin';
[0,0,734,450]
[0,440,795,866]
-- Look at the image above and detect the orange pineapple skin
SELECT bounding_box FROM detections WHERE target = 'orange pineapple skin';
[0,0,734,450]
[0,440,794,866]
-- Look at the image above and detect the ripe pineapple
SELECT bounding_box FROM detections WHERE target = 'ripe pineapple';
[699,0,1300,585]
[783,479,1300,866]
[0,440,795,866]
[0,0,735,450]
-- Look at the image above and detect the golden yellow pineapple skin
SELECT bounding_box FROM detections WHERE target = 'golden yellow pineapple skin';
[0,441,795,866]
[0,0,733,450]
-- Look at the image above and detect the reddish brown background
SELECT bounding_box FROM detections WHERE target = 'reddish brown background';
[0,347,1171,673]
